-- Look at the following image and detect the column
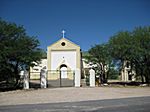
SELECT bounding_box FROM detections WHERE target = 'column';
[40,69,47,88]
[23,70,29,89]
[75,68,81,87]
[89,68,95,87]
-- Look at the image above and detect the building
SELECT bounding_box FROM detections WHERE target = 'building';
[121,61,136,82]
[30,31,82,87]
[30,59,47,79]
[47,37,81,86]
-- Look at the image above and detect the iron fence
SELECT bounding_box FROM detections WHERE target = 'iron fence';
[47,70,75,87]
[29,70,75,88]
[29,72,41,88]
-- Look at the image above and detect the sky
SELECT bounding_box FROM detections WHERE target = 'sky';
[0,0,150,51]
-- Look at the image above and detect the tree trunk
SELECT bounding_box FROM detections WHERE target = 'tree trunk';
[99,73,102,84]
[145,75,150,84]
[105,71,108,83]
[140,74,144,83]
[140,67,145,83]
[14,62,19,87]
[136,65,144,83]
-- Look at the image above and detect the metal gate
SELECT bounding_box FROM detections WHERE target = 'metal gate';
[29,72,41,88]
[47,70,75,87]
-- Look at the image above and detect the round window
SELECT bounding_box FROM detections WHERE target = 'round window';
[61,42,66,46]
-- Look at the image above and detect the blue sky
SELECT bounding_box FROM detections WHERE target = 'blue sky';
[0,0,150,51]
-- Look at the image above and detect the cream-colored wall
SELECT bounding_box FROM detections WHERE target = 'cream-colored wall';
[51,51,77,70]
[47,38,81,81]
[47,71,74,80]
[121,61,136,82]
[47,38,81,71]
[30,59,47,79]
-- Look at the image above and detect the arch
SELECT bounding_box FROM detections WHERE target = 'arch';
[60,64,67,78]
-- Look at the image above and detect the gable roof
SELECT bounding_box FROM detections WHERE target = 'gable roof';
[47,37,80,49]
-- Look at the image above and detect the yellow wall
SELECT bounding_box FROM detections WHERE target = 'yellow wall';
[47,38,81,70]
[47,38,81,80]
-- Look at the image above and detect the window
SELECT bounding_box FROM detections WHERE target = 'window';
[61,42,66,46]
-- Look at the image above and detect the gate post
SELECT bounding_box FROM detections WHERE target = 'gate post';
[23,70,29,89]
[89,68,95,87]
[75,69,81,87]
[40,68,47,88]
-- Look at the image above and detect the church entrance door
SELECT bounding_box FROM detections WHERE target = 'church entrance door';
[60,66,67,78]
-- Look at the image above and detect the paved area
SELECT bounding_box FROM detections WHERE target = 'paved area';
[0,96,150,112]
[0,87,150,106]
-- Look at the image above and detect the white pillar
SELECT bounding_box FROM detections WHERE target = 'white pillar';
[19,70,24,79]
[125,69,128,82]
[23,70,29,89]
[75,69,81,87]
[89,68,95,87]
[40,69,47,88]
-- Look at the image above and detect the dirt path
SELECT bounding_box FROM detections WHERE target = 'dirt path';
[0,87,150,106]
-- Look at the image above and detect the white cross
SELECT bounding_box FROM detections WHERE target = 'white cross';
[62,30,66,38]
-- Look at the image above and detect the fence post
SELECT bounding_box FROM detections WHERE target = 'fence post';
[75,68,81,87]
[40,68,47,88]
[23,70,29,89]
[89,68,95,87]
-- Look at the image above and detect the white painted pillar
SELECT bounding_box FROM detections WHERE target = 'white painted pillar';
[125,70,128,81]
[89,68,95,87]
[23,70,29,89]
[40,69,47,88]
[75,69,81,87]
[124,71,126,82]
[19,70,24,79]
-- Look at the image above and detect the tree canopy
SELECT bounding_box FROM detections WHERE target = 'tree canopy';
[109,26,150,83]
[0,19,43,88]
[86,44,113,83]
[87,26,150,84]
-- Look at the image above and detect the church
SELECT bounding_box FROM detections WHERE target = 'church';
[30,31,83,87]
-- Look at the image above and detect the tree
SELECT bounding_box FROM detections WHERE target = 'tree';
[107,67,119,80]
[87,44,112,84]
[109,26,150,83]
[109,31,133,60]
[0,19,43,88]
[108,31,133,76]
[132,27,150,83]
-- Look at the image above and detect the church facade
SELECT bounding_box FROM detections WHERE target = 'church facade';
[47,38,81,75]
[30,36,82,87]
[47,37,81,87]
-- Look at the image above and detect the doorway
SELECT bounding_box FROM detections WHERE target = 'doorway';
[60,64,67,78]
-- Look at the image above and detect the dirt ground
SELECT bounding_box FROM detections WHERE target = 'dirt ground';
[0,87,150,106]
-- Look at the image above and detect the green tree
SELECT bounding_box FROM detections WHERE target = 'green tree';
[109,31,132,62]
[132,27,150,83]
[0,19,43,88]
[107,67,119,80]
[109,26,150,83]
[87,44,112,83]
[109,31,133,77]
